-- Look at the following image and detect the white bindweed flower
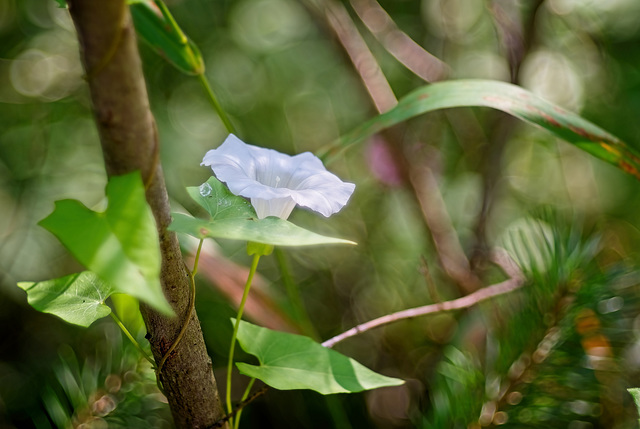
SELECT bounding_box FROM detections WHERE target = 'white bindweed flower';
[201,134,355,220]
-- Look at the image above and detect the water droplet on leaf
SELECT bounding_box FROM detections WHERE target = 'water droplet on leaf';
[199,182,212,197]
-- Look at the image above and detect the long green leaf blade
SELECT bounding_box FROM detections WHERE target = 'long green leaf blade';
[130,1,204,75]
[234,320,404,394]
[322,79,640,179]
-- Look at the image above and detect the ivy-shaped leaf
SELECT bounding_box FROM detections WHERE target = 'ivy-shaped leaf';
[39,172,173,315]
[234,320,404,394]
[18,272,114,327]
[169,177,355,247]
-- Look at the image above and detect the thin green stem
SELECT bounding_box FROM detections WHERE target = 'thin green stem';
[233,378,256,429]
[226,254,261,427]
[110,312,155,367]
[157,239,203,374]
[274,248,319,340]
[274,249,353,429]
[153,0,188,44]
[197,73,237,135]
[192,238,204,277]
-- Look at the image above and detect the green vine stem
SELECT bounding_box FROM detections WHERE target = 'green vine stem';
[110,311,155,367]
[157,239,203,374]
[233,377,256,429]
[226,253,261,427]
[153,0,188,44]
[274,248,319,340]
[198,73,237,135]
[274,249,353,429]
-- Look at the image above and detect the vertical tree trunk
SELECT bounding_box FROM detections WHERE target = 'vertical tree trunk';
[67,1,226,427]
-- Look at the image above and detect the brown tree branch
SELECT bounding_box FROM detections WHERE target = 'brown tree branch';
[66,1,225,427]
[322,249,524,348]
[317,0,397,113]
[349,0,448,82]
[469,0,544,270]
[308,0,481,293]
[410,162,484,294]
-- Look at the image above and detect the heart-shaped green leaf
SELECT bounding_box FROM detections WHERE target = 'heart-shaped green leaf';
[18,272,114,327]
[320,79,640,180]
[169,177,355,247]
[187,176,255,221]
[39,172,173,315]
[234,320,404,394]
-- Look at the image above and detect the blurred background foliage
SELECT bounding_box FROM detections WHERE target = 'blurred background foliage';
[2,0,640,427]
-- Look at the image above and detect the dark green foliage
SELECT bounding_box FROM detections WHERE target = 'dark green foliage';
[5,0,640,427]
[39,326,172,428]
[424,217,640,428]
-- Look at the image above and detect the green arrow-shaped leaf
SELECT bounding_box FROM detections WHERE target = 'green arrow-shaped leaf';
[187,176,256,221]
[169,177,355,247]
[234,320,404,394]
[18,272,114,327]
[39,172,173,315]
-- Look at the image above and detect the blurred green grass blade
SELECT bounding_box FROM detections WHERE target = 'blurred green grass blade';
[18,272,114,327]
[39,172,173,316]
[130,0,205,76]
[234,319,404,394]
[322,79,640,180]
[42,385,71,429]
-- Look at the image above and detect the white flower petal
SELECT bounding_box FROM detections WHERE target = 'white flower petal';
[250,197,297,220]
[201,134,355,219]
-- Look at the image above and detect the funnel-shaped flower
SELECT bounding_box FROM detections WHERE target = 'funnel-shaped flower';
[202,134,355,220]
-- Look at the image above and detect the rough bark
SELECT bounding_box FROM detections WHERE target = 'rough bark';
[67,1,226,427]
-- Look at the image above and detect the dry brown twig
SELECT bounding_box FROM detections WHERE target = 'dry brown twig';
[410,163,484,294]
[317,0,397,113]
[349,0,448,82]
[307,0,481,294]
[322,248,524,348]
